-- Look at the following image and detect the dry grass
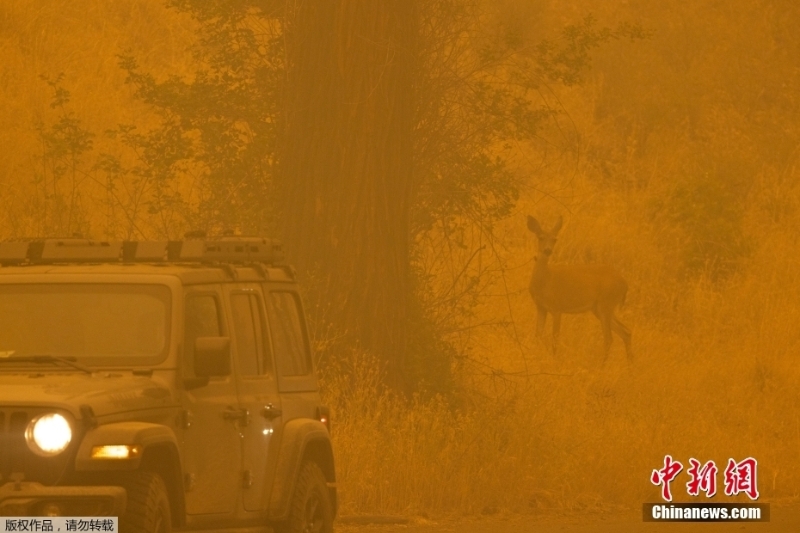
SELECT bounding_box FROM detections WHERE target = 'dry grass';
[324,352,544,516]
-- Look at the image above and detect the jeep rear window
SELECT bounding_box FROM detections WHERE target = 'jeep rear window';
[230,293,270,376]
[266,291,311,376]
[0,284,171,364]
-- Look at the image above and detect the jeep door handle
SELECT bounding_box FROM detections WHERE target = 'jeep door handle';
[223,407,250,425]
[262,404,282,420]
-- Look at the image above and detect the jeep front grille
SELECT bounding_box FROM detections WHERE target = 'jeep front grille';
[0,410,26,479]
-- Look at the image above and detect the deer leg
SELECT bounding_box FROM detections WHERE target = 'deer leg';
[598,312,613,362]
[535,305,547,338]
[552,312,562,354]
[611,316,633,361]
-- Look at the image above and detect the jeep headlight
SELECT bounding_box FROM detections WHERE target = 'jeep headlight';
[25,413,72,456]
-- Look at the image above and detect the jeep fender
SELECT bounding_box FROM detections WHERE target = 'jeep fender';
[75,421,186,526]
[269,419,336,521]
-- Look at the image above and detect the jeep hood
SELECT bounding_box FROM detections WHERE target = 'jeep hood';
[0,372,177,418]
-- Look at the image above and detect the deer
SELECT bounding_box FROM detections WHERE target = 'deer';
[527,215,632,361]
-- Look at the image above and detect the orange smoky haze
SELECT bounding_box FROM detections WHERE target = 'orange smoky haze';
[1,0,799,517]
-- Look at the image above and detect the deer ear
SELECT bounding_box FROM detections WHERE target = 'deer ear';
[552,215,563,234]
[527,216,542,235]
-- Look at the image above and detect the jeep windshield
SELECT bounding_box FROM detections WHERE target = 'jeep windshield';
[0,283,171,367]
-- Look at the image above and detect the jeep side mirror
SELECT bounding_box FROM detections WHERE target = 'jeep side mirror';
[194,336,231,377]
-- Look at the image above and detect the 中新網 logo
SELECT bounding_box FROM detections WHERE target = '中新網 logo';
[650,455,759,501]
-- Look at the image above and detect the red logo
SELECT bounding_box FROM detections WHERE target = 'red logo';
[651,456,759,501]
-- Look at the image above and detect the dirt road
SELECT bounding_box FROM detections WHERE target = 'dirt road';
[336,505,800,532]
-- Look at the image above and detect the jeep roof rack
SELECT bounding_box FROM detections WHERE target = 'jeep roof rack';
[0,237,284,266]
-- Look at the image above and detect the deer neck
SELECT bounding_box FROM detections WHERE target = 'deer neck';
[530,253,552,291]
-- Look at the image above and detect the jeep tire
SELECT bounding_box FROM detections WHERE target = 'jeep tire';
[279,461,333,533]
[120,472,172,533]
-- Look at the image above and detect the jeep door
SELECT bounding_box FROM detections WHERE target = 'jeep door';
[180,287,242,515]
[225,284,283,513]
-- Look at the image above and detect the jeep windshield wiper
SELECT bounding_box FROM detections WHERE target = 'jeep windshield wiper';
[0,355,93,374]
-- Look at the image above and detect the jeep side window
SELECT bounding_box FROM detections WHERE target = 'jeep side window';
[266,292,310,376]
[184,294,221,376]
[230,293,270,376]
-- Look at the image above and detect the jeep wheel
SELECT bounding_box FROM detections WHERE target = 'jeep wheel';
[120,472,172,533]
[280,462,333,533]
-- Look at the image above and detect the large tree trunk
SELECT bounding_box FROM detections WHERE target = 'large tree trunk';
[280,0,415,390]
